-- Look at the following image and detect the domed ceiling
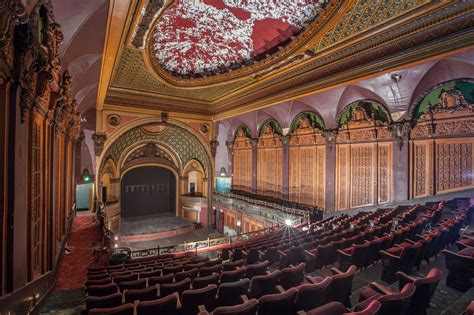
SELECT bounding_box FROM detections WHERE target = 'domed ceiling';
[150,0,329,78]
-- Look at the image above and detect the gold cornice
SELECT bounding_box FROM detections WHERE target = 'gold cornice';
[212,41,474,121]
[103,103,212,121]
[141,0,346,88]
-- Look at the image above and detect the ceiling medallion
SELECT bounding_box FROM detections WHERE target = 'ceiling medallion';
[144,0,341,88]
[107,114,121,127]
[141,123,169,135]
[200,123,209,134]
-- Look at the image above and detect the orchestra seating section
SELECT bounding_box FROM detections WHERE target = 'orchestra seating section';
[83,197,473,314]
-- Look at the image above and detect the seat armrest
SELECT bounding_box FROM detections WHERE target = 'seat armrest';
[405,239,416,244]
[258,250,265,257]
[396,271,417,289]
[276,285,285,293]
[278,250,287,257]
[297,311,307,315]
[330,267,344,275]
[369,282,395,295]
[337,249,351,258]
[173,292,182,308]
[304,250,315,259]
[242,250,248,256]
[379,250,400,261]
[240,294,249,302]
[306,276,317,284]
[198,305,209,315]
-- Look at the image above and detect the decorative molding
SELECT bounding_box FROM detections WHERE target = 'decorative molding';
[92,132,107,156]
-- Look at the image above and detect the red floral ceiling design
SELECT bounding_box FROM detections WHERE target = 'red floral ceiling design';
[152,0,328,78]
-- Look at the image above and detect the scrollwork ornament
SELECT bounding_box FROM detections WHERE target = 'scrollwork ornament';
[322,129,337,146]
[210,137,219,158]
[388,121,412,150]
[92,132,107,156]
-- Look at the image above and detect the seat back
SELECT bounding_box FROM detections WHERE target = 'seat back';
[244,260,269,279]
[113,273,138,285]
[181,284,218,315]
[326,265,356,307]
[119,278,147,292]
[160,278,191,297]
[400,243,422,273]
[407,268,442,313]
[211,298,258,315]
[86,293,122,311]
[175,268,199,282]
[89,303,135,315]
[192,273,220,289]
[139,269,162,279]
[258,288,297,315]
[124,285,158,303]
[223,259,244,271]
[279,263,305,290]
[295,277,331,311]
[87,283,119,297]
[136,294,178,315]
[200,264,223,277]
[378,283,415,315]
[345,300,381,315]
[148,273,174,286]
[220,267,245,284]
[248,270,281,299]
[217,279,251,307]
[163,265,183,275]
[352,242,370,268]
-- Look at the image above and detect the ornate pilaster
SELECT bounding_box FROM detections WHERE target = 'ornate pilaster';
[0,0,28,63]
[322,129,337,146]
[210,137,219,158]
[388,121,412,150]
[281,135,290,200]
[92,132,107,156]
[250,139,258,194]
[225,140,234,179]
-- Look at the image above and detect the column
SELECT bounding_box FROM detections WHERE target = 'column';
[388,122,411,202]
[323,130,337,212]
[281,136,290,201]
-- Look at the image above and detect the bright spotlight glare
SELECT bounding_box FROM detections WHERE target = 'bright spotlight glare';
[285,219,292,226]
[114,244,118,248]
[114,236,118,241]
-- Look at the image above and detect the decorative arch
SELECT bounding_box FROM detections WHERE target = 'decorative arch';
[233,124,252,141]
[97,120,214,228]
[289,111,325,133]
[335,101,394,211]
[408,79,473,198]
[409,78,474,120]
[258,119,283,137]
[337,99,392,128]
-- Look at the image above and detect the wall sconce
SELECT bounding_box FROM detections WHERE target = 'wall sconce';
[390,73,402,83]
[237,220,241,227]
[219,167,227,176]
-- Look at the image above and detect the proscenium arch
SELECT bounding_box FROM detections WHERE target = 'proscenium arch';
[119,140,182,173]
[120,163,180,217]
[289,111,326,133]
[407,78,474,120]
[337,99,392,127]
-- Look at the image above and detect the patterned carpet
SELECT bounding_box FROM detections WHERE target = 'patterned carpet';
[39,212,106,315]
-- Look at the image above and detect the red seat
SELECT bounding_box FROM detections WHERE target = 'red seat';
[181,284,218,315]
[244,260,269,279]
[148,273,174,286]
[219,268,245,284]
[89,303,134,315]
[355,283,416,315]
[192,273,220,289]
[175,268,199,282]
[199,264,223,277]
[248,270,281,299]
[160,278,191,297]
[301,300,381,315]
[279,262,305,290]
[294,277,331,311]
[216,279,251,307]
[198,298,258,315]
[87,283,119,297]
[86,293,122,311]
[123,285,158,303]
[136,294,178,315]
[258,288,297,315]
[118,278,147,292]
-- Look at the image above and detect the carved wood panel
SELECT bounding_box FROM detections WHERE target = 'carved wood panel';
[31,117,43,276]
[378,143,392,204]
[289,145,326,209]
[232,131,253,192]
[336,145,351,211]
[350,144,375,208]
[257,146,282,198]
[435,139,473,193]
[412,141,431,198]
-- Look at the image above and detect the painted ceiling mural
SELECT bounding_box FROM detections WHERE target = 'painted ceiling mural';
[152,0,329,77]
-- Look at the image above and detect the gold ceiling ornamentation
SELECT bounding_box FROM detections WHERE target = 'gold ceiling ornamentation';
[310,0,429,53]
[103,0,474,117]
[110,47,252,102]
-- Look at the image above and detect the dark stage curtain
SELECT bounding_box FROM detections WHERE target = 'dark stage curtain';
[121,166,176,218]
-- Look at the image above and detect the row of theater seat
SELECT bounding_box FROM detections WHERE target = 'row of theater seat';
[85,197,472,314]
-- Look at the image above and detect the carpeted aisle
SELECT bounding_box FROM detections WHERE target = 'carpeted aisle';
[39,212,106,314]
[55,212,105,290]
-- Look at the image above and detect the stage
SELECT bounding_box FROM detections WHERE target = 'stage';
[117,214,195,243]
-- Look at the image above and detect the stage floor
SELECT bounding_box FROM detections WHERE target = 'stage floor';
[118,214,194,238]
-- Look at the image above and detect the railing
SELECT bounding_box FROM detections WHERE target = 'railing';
[213,191,313,219]
[114,225,279,260]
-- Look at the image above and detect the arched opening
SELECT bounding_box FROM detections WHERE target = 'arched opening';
[120,166,177,218]
[187,170,203,195]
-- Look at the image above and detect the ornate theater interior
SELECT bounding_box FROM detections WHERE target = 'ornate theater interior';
[0,0,473,314]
